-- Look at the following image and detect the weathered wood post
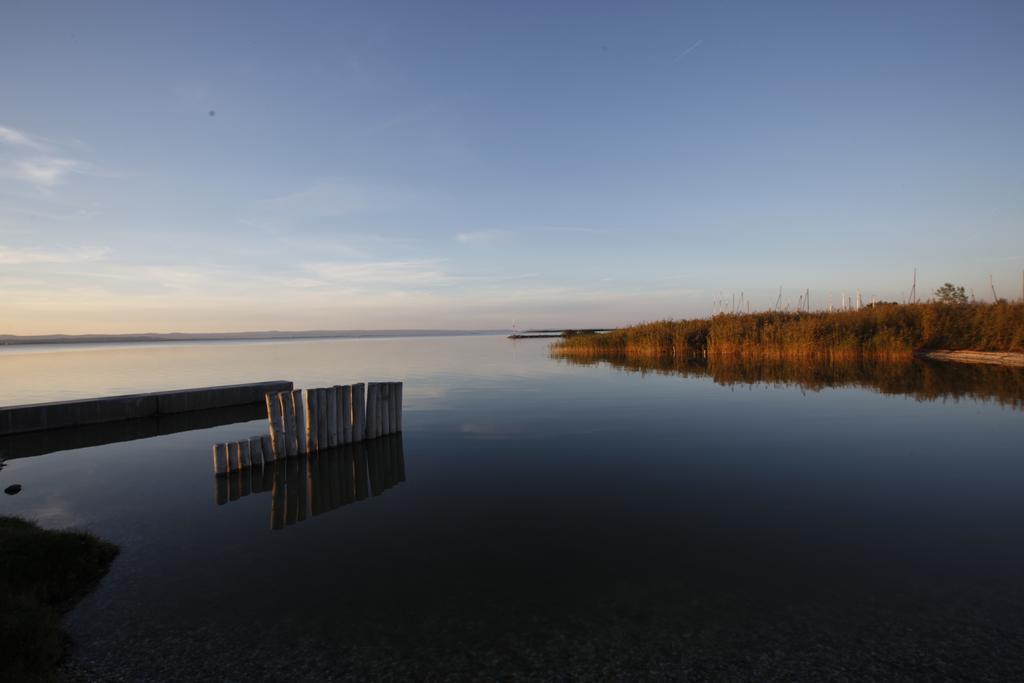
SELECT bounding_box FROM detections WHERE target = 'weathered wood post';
[389,382,399,433]
[317,387,329,449]
[365,383,378,440]
[213,443,228,476]
[396,381,403,432]
[249,436,264,466]
[261,435,274,462]
[327,385,339,448]
[393,382,401,430]
[281,391,298,457]
[228,441,241,471]
[381,383,391,435]
[353,382,365,442]
[305,389,318,452]
[341,385,352,444]
[266,392,286,459]
[239,439,252,468]
[292,389,307,455]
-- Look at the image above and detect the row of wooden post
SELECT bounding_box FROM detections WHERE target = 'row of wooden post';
[213,381,402,476]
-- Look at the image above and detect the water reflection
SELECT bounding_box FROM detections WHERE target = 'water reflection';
[557,353,1024,409]
[217,434,405,529]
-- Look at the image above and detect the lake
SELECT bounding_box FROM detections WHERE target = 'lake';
[2,335,1023,679]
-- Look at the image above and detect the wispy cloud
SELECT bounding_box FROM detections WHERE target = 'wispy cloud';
[0,244,109,265]
[674,39,703,62]
[0,125,49,151]
[13,158,82,186]
[1,123,91,188]
[455,229,513,243]
[303,259,456,286]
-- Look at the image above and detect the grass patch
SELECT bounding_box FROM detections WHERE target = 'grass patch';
[0,516,119,681]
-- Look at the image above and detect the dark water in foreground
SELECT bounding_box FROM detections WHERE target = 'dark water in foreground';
[2,336,1024,680]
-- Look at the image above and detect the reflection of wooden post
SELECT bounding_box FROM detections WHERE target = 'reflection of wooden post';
[228,471,241,501]
[365,383,378,440]
[306,389,319,452]
[327,386,339,448]
[215,476,228,505]
[292,389,307,455]
[270,460,285,530]
[266,392,286,459]
[296,455,308,522]
[341,385,352,444]
[213,443,228,475]
[352,383,365,442]
[317,388,329,449]
[281,392,297,457]
[395,382,403,432]
[353,443,369,501]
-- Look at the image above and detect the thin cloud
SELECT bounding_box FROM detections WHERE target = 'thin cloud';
[303,259,456,286]
[1,123,93,188]
[0,125,49,150]
[674,39,703,62]
[455,229,513,243]
[14,158,82,186]
[0,245,109,265]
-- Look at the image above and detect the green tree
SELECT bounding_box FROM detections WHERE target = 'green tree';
[933,282,968,304]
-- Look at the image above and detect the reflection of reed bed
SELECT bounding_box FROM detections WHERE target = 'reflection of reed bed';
[553,302,1024,360]
[555,353,1024,410]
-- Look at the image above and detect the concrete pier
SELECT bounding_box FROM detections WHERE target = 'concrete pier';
[0,380,293,437]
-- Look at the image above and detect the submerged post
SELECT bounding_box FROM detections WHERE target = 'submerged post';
[352,382,365,442]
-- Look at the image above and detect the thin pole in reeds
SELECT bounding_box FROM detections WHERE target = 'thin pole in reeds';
[991,274,998,302]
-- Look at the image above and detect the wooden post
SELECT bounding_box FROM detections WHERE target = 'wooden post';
[306,389,319,452]
[239,440,252,468]
[281,391,297,457]
[395,382,402,432]
[228,442,241,471]
[249,436,264,466]
[266,392,286,459]
[261,435,274,462]
[327,385,339,448]
[292,389,307,454]
[341,385,352,444]
[365,383,378,440]
[213,443,228,476]
[317,387,329,449]
[381,383,391,435]
[352,382,365,442]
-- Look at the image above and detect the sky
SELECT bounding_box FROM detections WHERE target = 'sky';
[1,0,1022,334]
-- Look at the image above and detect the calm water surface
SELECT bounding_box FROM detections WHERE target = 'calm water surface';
[2,336,1023,679]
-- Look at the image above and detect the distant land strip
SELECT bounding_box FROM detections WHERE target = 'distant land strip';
[0,329,507,347]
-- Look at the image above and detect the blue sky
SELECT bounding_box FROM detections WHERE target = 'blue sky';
[1,1,1022,334]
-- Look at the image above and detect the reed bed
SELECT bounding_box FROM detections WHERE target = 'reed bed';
[554,302,1024,360]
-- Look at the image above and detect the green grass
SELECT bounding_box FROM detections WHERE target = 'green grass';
[554,302,1024,360]
[0,516,119,681]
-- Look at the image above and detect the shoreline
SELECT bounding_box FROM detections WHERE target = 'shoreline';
[915,349,1024,367]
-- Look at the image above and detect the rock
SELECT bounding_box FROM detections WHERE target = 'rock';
[4,484,22,495]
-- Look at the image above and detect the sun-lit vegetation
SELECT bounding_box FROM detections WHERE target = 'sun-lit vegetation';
[554,302,1024,360]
